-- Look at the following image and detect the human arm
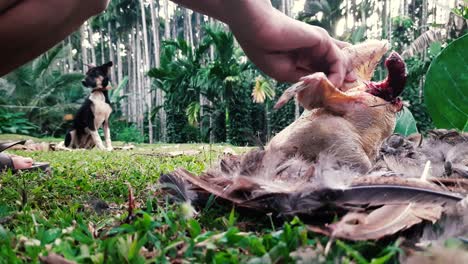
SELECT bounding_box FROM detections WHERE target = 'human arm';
[171,0,355,86]
[0,0,109,76]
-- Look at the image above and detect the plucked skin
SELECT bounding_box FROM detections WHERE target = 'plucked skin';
[269,41,406,173]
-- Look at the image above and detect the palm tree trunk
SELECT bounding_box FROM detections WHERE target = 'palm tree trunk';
[361,1,366,30]
[140,0,153,143]
[107,23,116,83]
[185,9,194,48]
[265,102,271,141]
[136,23,144,135]
[88,23,97,65]
[164,0,171,40]
[99,28,105,64]
[124,42,131,119]
[345,0,349,30]
[80,24,88,72]
[279,0,299,119]
[131,30,138,124]
[171,7,178,39]
[67,36,74,73]
[195,12,201,46]
[150,0,164,142]
[159,0,171,142]
[117,38,123,86]
[208,16,215,143]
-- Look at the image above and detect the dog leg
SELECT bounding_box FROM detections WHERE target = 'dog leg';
[103,120,113,151]
[86,128,106,150]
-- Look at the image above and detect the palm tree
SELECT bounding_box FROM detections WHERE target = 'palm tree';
[4,45,84,135]
[299,0,345,36]
[252,76,275,140]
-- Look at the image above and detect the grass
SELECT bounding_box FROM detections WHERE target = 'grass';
[0,140,403,263]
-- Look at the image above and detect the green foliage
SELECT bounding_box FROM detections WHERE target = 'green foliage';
[0,109,38,135]
[424,34,468,131]
[452,4,468,19]
[400,56,435,134]
[149,25,264,145]
[391,16,415,52]
[2,45,85,137]
[298,0,344,35]
[394,107,418,136]
[0,146,405,262]
[111,121,146,143]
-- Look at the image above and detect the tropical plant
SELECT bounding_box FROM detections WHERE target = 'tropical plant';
[424,33,468,131]
[3,45,85,136]
[149,37,208,143]
[0,109,38,135]
[252,76,276,140]
[298,0,344,35]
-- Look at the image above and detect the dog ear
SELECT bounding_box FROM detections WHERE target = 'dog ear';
[104,61,113,67]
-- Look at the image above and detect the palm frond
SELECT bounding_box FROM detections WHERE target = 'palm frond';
[186,101,201,127]
[48,73,84,90]
[33,45,67,79]
[252,77,275,103]
[402,29,446,58]
[110,76,129,102]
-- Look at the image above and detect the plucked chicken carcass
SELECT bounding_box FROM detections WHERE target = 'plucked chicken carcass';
[161,40,467,241]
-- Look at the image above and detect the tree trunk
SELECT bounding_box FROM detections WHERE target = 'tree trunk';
[67,36,74,73]
[195,12,202,46]
[117,38,123,86]
[421,0,428,33]
[80,24,89,72]
[265,102,271,141]
[99,28,105,64]
[208,17,215,143]
[196,12,206,140]
[164,0,171,40]
[88,23,97,65]
[131,30,138,124]
[172,16,177,39]
[184,9,194,49]
[136,24,144,135]
[345,0,349,30]
[140,0,153,143]
[279,0,299,119]
[150,0,164,142]
[123,43,130,119]
[107,23,116,83]
[159,0,171,141]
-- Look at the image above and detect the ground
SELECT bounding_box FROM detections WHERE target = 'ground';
[0,135,402,263]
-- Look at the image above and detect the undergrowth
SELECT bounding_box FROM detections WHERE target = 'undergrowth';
[0,145,401,263]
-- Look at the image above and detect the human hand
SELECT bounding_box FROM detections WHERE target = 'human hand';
[226,1,355,87]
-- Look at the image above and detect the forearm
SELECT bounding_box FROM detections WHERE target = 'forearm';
[0,0,108,76]
[170,0,274,28]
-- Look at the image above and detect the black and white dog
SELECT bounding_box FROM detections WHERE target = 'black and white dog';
[65,62,114,150]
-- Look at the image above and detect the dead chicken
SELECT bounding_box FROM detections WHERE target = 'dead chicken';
[161,40,466,241]
[269,42,406,173]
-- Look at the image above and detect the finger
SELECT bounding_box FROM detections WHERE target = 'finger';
[333,39,351,49]
[345,71,357,83]
[327,47,347,87]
